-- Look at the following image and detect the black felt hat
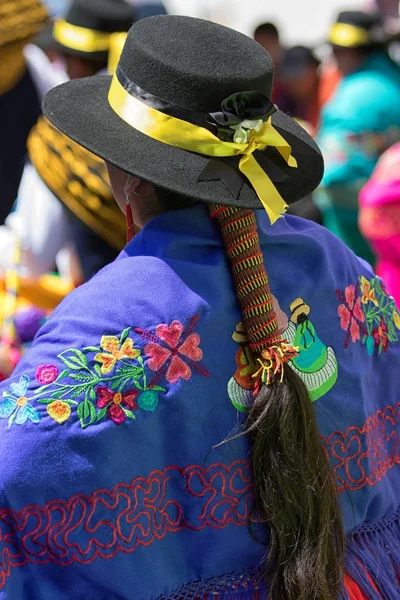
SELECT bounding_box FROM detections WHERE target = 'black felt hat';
[52,0,136,62]
[329,11,389,48]
[44,15,324,209]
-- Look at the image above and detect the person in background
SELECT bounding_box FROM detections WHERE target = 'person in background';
[0,0,48,225]
[279,47,322,224]
[316,10,400,263]
[280,45,321,132]
[52,0,134,80]
[25,0,136,282]
[359,142,400,306]
[253,22,282,66]
[253,21,296,115]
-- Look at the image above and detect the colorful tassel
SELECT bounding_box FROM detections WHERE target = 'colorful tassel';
[252,341,299,393]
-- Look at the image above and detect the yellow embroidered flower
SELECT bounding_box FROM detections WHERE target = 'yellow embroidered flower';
[393,310,400,330]
[47,400,71,424]
[360,276,378,306]
[95,336,140,374]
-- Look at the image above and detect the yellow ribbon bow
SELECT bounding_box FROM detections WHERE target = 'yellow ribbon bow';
[108,75,298,224]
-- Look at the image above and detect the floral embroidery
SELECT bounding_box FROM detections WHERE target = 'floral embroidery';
[36,365,58,384]
[94,336,140,375]
[337,282,365,347]
[0,375,40,427]
[47,400,71,424]
[137,315,209,384]
[96,386,138,425]
[360,276,378,307]
[4,316,208,429]
[337,276,400,354]
[372,317,389,353]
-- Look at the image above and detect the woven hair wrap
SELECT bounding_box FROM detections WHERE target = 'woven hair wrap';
[209,204,298,390]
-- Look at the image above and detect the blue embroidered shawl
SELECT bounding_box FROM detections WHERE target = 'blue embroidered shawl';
[0,204,398,599]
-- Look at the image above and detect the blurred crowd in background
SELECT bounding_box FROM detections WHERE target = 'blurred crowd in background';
[0,0,400,379]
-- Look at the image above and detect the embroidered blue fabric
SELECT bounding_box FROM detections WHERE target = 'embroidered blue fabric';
[0,204,398,599]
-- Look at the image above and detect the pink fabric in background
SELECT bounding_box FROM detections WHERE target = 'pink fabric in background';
[359,143,400,307]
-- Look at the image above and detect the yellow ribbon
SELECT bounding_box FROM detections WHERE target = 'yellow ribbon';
[107,33,128,75]
[53,19,112,53]
[329,23,370,48]
[108,75,298,223]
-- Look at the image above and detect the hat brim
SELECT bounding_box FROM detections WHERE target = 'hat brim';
[43,75,324,207]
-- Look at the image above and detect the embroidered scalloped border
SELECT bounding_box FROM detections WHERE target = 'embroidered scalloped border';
[0,403,398,589]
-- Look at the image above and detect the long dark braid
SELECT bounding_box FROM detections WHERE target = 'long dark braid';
[209,203,345,600]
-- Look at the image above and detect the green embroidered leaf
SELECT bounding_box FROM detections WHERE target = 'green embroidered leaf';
[94,364,102,377]
[70,372,94,382]
[150,385,166,392]
[37,398,55,405]
[124,409,136,420]
[71,385,88,399]
[89,401,97,424]
[51,389,67,400]
[59,349,88,371]
[83,400,90,421]
[119,328,131,346]
[83,346,100,353]
[117,365,143,380]
[97,407,107,421]
[63,400,79,406]
[58,369,69,380]
[89,388,96,401]
[387,319,395,340]
[77,402,85,428]
[110,379,121,390]
[78,399,97,428]
[35,385,50,394]
[8,412,16,428]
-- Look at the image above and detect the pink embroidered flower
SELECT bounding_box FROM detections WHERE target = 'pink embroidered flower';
[144,320,204,383]
[36,365,59,384]
[96,386,138,425]
[337,283,365,347]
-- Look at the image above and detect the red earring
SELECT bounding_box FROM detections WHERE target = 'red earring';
[126,199,135,243]
[124,178,137,243]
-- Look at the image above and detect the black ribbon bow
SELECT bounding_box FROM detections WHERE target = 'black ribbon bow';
[206,91,277,142]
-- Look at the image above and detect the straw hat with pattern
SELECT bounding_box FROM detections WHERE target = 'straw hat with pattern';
[0,0,47,48]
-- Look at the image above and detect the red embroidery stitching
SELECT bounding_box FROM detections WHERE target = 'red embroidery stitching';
[0,460,252,588]
[322,402,400,493]
[0,404,398,588]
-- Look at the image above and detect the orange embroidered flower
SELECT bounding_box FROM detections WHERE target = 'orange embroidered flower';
[360,276,378,306]
[94,336,140,374]
[47,400,71,424]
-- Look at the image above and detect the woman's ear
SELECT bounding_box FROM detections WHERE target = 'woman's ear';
[124,175,141,198]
